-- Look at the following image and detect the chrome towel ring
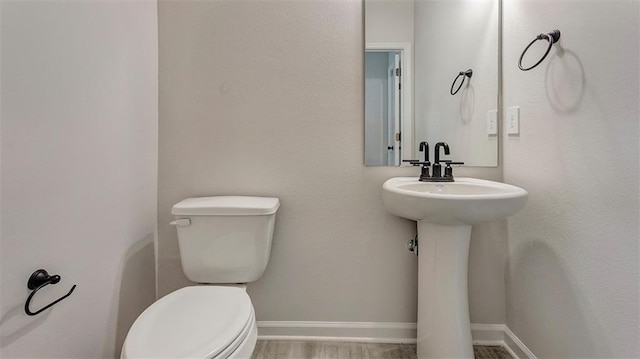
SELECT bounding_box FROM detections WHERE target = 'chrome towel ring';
[519,30,561,71]
[450,69,473,95]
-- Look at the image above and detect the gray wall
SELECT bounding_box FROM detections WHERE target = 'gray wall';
[158,0,506,326]
[0,1,157,357]
[503,1,640,357]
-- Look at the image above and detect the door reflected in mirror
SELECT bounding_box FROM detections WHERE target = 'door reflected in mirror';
[364,0,500,167]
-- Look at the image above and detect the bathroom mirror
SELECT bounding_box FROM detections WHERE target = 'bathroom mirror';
[364,0,499,167]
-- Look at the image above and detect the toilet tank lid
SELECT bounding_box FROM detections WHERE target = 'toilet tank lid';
[172,196,280,216]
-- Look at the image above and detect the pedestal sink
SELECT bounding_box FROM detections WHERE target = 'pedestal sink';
[382,177,527,359]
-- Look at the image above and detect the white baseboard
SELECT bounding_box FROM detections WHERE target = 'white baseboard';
[504,326,537,359]
[257,321,417,344]
[257,321,536,359]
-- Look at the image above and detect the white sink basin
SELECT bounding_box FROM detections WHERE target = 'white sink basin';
[382,176,528,358]
[382,177,528,225]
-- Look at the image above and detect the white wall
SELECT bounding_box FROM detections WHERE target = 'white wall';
[158,0,506,328]
[503,1,639,357]
[12,1,640,358]
[414,0,499,166]
[365,0,414,45]
[0,1,158,357]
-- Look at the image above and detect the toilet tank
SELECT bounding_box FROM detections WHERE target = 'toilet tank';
[171,196,279,284]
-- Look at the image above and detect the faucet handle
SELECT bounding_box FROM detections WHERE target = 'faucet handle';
[403,160,430,166]
[404,159,431,180]
[443,161,464,178]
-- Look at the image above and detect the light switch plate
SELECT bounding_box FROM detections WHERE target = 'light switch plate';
[507,106,520,135]
[487,110,498,135]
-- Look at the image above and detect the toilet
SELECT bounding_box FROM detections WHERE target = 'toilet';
[121,196,280,359]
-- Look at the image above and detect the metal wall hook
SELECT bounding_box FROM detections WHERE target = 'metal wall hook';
[450,69,472,95]
[24,269,77,316]
[519,30,561,71]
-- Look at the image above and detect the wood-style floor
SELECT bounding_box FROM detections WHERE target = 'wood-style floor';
[251,340,512,359]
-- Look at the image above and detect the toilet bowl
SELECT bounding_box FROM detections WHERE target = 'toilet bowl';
[121,286,257,359]
[121,196,279,359]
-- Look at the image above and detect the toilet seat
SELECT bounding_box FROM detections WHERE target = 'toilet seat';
[122,286,255,359]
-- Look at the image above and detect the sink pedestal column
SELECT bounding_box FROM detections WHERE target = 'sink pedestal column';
[416,221,473,359]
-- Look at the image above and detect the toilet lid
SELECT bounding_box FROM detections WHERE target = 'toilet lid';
[123,286,253,359]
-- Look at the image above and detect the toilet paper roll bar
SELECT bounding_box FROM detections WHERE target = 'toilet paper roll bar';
[24,269,76,316]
